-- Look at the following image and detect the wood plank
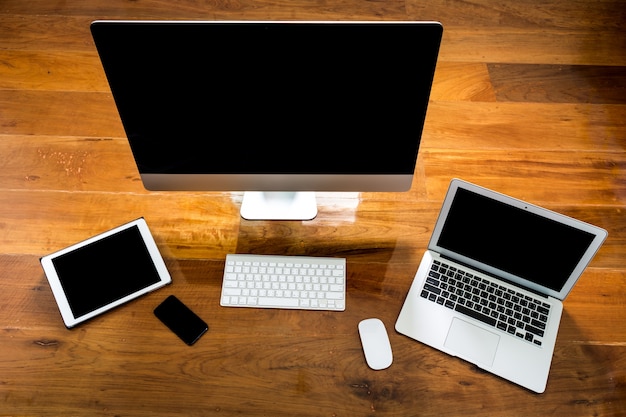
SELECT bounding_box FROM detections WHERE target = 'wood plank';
[0,50,109,92]
[405,0,626,65]
[0,135,140,192]
[0,190,432,261]
[0,189,622,269]
[406,0,626,30]
[0,15,97,52]
[437,28,626,66]
[0,91,123,137]
[0,328,623,416]
[0,0,408,21]
[0,191,243,259]
[562,269,626,343]
[488,64,626,104]
[422,101,626,151]
[421,149,626,205]
[430,62,497,102]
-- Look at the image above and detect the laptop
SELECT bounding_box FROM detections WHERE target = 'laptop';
[395,179,607,393]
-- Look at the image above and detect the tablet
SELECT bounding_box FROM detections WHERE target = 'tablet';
[40,218,172,328]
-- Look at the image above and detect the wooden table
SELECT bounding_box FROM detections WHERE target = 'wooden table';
[1,1,625,415]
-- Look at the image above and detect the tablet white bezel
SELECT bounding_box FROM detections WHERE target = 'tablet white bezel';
[40,218,172,328]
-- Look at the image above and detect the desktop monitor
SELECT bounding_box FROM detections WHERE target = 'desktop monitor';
[91,21,443,220]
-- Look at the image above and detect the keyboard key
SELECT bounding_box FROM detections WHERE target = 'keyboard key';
[258,297,300,308]
[455,304,496,327]
[525,323,545,337]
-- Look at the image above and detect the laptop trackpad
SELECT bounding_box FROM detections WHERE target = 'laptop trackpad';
[444,318,500,366]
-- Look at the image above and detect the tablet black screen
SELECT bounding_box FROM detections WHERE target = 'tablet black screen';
[51,225,161,318]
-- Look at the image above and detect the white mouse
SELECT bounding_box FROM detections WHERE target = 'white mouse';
[358,318,393,370]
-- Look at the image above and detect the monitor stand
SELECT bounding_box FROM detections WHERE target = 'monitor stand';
[240,192,318,221]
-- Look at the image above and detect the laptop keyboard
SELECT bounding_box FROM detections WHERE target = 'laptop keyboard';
[421,259,551,347]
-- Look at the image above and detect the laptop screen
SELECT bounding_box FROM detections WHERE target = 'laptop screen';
[435,187,597,294]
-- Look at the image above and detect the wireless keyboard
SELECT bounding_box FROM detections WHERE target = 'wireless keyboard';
[220,254,346,311]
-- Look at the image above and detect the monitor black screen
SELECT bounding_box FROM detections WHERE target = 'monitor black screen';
[92,21,442,176]
[91,21,443,219]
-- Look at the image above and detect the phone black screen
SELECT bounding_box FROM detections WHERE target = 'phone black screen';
[154,295,208,345]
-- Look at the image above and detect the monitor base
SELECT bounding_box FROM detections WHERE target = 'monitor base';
[240,192,318,221]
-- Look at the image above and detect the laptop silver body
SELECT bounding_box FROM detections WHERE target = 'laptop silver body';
[396,179,607,393]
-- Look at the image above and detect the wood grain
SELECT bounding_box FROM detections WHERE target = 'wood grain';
[1,0,625,416]
[488,64,626,104]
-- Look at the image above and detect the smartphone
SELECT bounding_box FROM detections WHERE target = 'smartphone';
[154,295,208,345]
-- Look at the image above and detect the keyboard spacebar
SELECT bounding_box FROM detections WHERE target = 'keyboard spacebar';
[455,304,497,327]
[258,297,300,307]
